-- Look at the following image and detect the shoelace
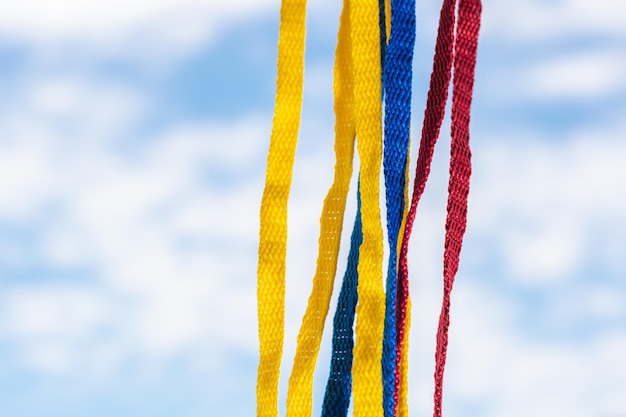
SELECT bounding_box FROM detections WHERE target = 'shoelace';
[395,1,482,416]
[257,1,481,416]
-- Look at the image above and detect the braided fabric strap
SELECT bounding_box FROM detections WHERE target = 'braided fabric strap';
[434,2,481,415]
[395,0,458,410]
[321,0,389,413]
[378,0,387,73]
[395,150,412,417]
[317,1,360,416]
[284,0,358,413]
[321,185,361,417]
[395,1,482,416]
[380,0,416,414]
[349,0,386,415]
[256,0,307,416]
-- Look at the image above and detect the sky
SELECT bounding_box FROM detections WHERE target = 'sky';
[0,0,624,416]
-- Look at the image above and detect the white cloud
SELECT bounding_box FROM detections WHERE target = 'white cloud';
[484,0,626,41]
[402,275,626,417]
[3,287,107,339]
[0,0,277,49]
[469,128,626,284]
[0,71,254,374]
[0,0,340,71]
[0,136,56,222]
[547,284,626,327]
[1,286,110,374]
[523,50,625,100]
[482,48,626,103]
[0,77,147,226]
[503,219,584,282]
[0,64,342,383]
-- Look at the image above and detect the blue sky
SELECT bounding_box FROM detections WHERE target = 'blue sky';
[0,1,625,416]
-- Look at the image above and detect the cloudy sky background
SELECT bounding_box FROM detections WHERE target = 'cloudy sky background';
[0,0,624,416]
